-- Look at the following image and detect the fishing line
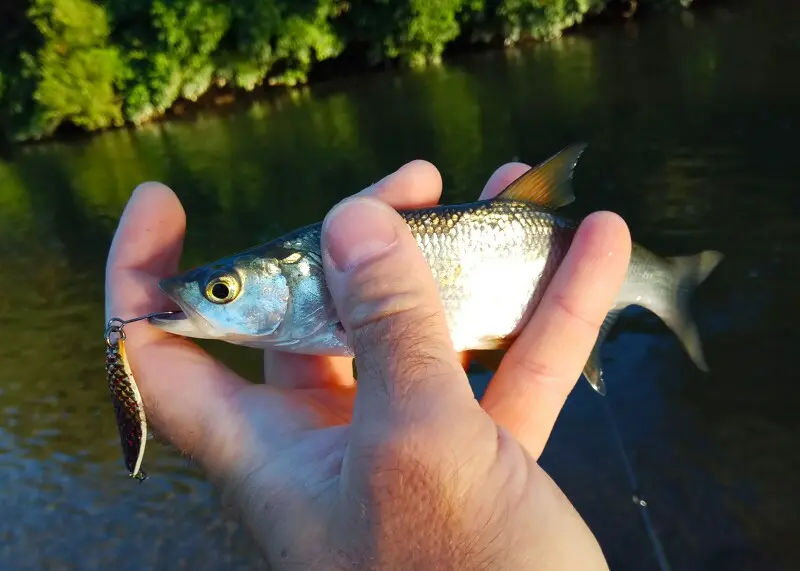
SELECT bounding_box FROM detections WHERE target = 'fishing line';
[600,395,672,571]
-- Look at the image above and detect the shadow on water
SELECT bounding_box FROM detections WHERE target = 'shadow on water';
[1,0,799,569]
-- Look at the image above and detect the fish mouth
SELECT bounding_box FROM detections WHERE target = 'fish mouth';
[148,310,187,324]
[147,275,217,339]
[148,309,198,335]
[148,308,217,339]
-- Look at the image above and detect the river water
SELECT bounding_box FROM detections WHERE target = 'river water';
[1,1,798,569]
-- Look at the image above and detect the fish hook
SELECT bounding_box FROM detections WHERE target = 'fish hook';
[104,311,180,347]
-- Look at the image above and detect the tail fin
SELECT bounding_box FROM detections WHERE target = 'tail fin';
[659,250,724,371]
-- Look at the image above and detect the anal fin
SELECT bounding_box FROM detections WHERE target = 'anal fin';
[582,309,621,395]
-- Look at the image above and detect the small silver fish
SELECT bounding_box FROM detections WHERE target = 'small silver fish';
[150,144,723,394]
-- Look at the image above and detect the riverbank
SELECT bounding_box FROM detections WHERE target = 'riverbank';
[1,0,710,144]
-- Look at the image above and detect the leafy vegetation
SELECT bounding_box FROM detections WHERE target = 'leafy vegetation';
[0,0,700,141]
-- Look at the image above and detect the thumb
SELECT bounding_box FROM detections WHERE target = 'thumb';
[321,196,474,425]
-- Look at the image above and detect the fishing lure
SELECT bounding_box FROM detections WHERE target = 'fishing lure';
[104,312,177,481]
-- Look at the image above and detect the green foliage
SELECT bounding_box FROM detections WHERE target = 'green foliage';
[0,0,40,138]
[107,0,232,124]
[340,0,475,67]
[0,0,703,141]
[217,0,345,90]
[18,0,125,139]
[269,1,345,86]
[494,0,607,43]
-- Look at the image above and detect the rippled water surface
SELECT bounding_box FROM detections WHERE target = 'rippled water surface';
[1,1,798,569]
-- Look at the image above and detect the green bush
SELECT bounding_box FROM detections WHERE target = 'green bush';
[338,0,475,67]
[216,0,345,89]
[106,0,231,124]
[495,0,607,43]
[20,0,125,139]
[0,0,703,141]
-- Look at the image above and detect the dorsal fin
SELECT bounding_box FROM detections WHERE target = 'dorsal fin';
[496,143,587,209]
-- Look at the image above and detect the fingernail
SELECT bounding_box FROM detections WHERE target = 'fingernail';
[324,198,398,272]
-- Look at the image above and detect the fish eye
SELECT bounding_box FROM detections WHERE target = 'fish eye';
[204,273,240,304]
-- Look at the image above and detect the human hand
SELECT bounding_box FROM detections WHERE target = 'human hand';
[105,160,631,570]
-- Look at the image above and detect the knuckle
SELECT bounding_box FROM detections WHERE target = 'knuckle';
[359,421,453,486]
[549,291,604,334]
[353,310,453,399]
[347,288,422,335]
[339,251,433,337]
[337,259,461,400]
[343,276,446,363]
[505,352,566,389]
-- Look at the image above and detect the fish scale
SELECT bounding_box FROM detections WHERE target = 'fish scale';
[150,144,723,395]
[400,201,577,352]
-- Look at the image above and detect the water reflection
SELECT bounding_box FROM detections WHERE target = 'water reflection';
[1,1,799,569]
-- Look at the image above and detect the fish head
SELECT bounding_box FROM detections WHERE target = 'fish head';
[151,247,295,344]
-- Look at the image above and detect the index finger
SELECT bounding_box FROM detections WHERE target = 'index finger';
[105,183,250,472]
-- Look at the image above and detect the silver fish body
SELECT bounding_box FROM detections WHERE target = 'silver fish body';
[151,145,723,394]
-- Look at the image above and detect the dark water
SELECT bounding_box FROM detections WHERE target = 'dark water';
[2,1,799,569]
